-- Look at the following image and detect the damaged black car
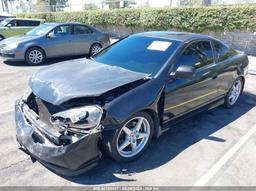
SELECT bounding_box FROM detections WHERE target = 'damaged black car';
[15,31,248,175]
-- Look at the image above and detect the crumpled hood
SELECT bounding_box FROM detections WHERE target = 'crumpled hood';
[30,58,148,105]
[0,35,39,46]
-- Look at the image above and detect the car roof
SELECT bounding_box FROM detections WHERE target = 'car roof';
[8,18,45,21]
[44,22,83,26]
[136,31,215,43]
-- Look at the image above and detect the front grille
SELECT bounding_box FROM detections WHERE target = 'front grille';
[25,93,66,145]
[26,93,65,125]
[26,93,39,114]
[27,93,65,115]
[41,99,65,114]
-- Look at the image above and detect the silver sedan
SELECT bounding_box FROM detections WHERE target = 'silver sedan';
[0,22,110,65]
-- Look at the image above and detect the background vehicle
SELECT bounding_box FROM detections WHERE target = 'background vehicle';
[0,13,15,22]
[0,18,43,40]
[15,32,248,175]
[0,22,110,65]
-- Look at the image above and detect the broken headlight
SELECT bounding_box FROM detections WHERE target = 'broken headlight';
[50,105,103,133]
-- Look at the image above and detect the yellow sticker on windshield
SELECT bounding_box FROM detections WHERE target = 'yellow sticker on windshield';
[147,41,172,51]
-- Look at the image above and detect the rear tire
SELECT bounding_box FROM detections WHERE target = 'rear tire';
[89,43,102,57]
[224,77,243,108]
[102,112,154,162]
[25,47,45,65]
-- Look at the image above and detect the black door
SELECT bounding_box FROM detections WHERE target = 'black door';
[163,40,221,122]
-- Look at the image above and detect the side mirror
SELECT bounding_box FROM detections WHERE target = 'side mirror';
[170,65,196,79]
[47,32,56,39]
[6,23,11,28]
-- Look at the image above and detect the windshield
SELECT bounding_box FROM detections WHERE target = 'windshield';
[26,24,54,36]
[93,35,180,76]
[0,18,12,27]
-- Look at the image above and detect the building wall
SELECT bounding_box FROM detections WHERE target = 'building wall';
[96,25,256,56]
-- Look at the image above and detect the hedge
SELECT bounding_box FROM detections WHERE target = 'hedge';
[17,5,256,33]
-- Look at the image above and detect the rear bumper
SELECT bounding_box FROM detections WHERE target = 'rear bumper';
[15,99,102,176]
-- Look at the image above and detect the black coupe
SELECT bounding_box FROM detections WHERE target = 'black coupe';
[15,31,248,175]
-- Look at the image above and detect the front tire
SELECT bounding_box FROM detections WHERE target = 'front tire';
[102,112,154,162]
[25,47,45,65]
[224,77,243,108]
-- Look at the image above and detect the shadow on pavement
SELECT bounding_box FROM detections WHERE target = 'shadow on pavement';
[55,91,256,185]
[3,55,86,67]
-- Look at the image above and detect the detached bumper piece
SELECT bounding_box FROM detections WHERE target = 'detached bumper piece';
[15,99,102,176]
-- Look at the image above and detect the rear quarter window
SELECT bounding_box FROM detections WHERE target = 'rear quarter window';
[73,25,93,34]
[29,21,40,26]
[213,40,237,62]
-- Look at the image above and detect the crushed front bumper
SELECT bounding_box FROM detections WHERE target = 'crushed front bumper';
[15,99,102,176]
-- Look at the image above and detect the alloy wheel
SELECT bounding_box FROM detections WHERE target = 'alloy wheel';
[28,49,43,64]
[90,44,101,55]
[228,79,242,105]
[116,117,151,158]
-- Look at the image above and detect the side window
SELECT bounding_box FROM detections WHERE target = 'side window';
[8,20,17,27]
[175,41,214,69]
[73,25,92,35]
[16,20,27,26]
[29,21,40,26]
[53,25,71,36]
[213,41,237,62]
[18,20,40,26]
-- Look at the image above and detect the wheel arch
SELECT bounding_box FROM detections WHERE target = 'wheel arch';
[101,77,165,139]
[139,108,161,139]
[238,75,245,93]
[102,107,162,140]
[25,46,46,59]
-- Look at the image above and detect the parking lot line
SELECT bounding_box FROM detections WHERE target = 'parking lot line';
[0,109,14,116]
[194,114,256,186]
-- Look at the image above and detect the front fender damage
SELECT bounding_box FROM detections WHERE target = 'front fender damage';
[101,76,165,138]
[15,100,101,176]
